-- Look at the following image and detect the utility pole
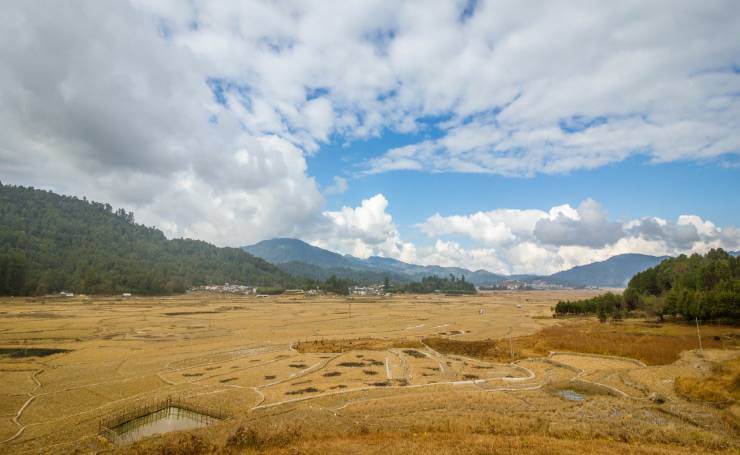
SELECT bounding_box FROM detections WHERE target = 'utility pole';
[508,326,514,361]
[695,316,703,353]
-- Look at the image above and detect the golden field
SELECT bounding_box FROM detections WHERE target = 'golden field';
[0,290,737,454]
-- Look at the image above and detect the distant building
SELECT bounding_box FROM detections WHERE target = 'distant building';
[192,283,257,294]
[349,284,385,296]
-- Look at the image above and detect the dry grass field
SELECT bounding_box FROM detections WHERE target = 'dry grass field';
[0,290,737,454]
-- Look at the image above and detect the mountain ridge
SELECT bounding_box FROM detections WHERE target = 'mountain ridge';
[243,238,668,288]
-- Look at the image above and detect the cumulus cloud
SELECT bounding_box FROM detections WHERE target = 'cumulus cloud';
[304,194,417,262]
[362,1,740,176]
[324,176,349,195]
[294,195,738,276]
[0,1,326,246]
[420,208,543,245]
[1,1,737,258]
[534,199,625,248]
[415,199,740,274]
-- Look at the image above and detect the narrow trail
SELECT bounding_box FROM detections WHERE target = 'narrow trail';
[0,368,43,445]
[251,348,546,411]
[0,333,664,450]
[545,352,649,401]
[250,353,341,408]
[250,345,660,412]
[0,345,287,447]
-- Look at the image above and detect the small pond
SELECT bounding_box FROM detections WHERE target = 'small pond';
[0,347,71,358]
[557,389,585,402]
[109,406,220,444]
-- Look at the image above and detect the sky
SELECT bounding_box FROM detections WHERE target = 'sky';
[1,1,739,275]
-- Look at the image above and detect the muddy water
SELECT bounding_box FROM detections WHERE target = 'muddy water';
[110,407,219,444]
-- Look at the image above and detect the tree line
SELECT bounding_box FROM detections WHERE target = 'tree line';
[401,274,477,294]
[555,249,739,322]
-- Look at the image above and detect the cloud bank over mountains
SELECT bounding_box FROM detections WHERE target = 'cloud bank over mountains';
[306,196,740,275]
[1,1,738,274]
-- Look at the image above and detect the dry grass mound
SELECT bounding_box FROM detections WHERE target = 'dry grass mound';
[675,357,740,407]
[295,337,423,353]
[425,322,737,366]
[515,323,735,365]
[423,337,518,362]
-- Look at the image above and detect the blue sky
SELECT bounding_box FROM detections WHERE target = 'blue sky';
[311,138,740,244]
[2,1,739,274]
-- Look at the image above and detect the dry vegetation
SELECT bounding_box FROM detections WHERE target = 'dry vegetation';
[675,356,740,407]
[518,322,737,365]
[0,290,737,454]
[426,322,738,366]
[296,337,423,353]
[423,337,517,362]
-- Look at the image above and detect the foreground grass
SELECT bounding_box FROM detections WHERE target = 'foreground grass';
[132,419,736,455]
[425,320,738,365]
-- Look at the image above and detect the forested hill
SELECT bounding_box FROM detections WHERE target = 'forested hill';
[624,249,739,321]
[0,183,289,295]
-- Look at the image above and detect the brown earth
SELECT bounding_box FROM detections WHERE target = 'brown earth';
[0,290,736,454]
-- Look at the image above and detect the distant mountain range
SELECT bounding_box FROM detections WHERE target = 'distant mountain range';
[244,238,669,288]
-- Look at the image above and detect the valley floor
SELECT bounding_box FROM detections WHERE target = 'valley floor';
[0,291,736,454]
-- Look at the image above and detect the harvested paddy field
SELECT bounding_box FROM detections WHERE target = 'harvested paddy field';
[0,290,737,454]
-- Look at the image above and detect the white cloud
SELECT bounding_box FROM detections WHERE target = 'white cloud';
[0,1,323,246]
[362,1,740,176]
[415,199,740,274]
[420,209,544,246]
[1,1,737,260]
[534,199,625,248]
[324,176,349,195]
[293,194,738,276]
[304,194,417,262]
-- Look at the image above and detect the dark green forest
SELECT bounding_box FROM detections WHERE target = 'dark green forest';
[554,292,624,322]
[0,183,291,295]
[402,274,477,294]
[555,249,739,322]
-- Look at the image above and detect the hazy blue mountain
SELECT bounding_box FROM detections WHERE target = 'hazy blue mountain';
[544,253,669,288]
[243,239,410,283]
[244,238,668,288]
[244,238,365,270]
[364,256,507,284]
[276,261,412,284]
[244,239,507,285]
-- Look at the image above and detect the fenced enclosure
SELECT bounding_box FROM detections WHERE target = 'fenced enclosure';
[98,396,228,443]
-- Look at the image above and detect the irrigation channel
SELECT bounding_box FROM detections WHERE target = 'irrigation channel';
[98,397,228,444]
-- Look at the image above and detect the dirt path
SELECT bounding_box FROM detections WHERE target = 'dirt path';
[0,368,43,444]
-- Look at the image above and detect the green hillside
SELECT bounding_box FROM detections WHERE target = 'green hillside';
[556,249,739,322]
[0,183,289,295]
[625,249,739,321]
